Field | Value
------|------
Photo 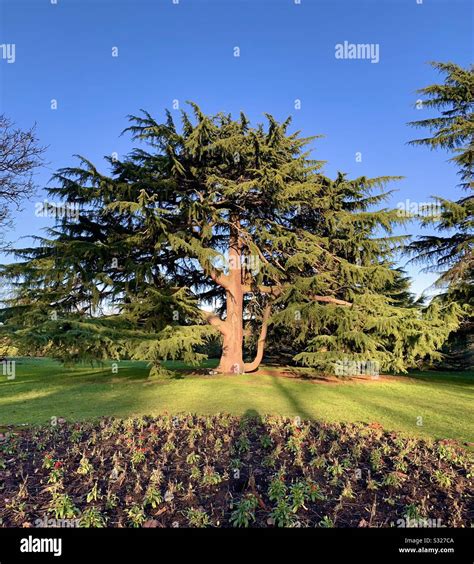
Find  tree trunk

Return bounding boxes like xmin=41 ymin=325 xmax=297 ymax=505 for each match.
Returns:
xmin=209 ymin=240 xmax=351 ymax=373
xmin=217 ymin=292 xmax=244 ymax=373
xmin=216 ymin=221 xmax=245 ymax=374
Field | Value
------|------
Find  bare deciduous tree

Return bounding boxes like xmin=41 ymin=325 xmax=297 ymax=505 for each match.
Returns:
xmin=0 ymin=115 xmax=45 ymax=234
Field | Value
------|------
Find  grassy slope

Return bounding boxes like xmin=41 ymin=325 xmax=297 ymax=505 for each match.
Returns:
xmin=0 ymin=358 xmax=472 ymax=443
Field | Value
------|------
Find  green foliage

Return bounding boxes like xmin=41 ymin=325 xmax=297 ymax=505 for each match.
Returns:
xmin=230 ymin=494 xmax=258 ymax=527
xmin=186 ymin=507 xmax=212 ymax=527
xmin=0 ymin=103 xmax=462 ymax=372
xmin=408 ymin=62 xmax=473 ymax=303
xmin=49 ymin=493 xmax=78 ymax=520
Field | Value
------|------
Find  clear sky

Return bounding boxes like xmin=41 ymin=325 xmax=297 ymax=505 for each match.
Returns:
xmin=0 ymin=0 xmax=472 ymax=297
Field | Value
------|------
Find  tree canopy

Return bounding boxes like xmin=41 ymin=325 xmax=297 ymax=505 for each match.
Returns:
xmin=0 ymin=104 xmax=462 ymax=374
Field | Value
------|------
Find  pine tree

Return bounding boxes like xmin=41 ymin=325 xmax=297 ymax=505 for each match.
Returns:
xmin=407 ymin=62 xmax=473 ymax=303
xmin=0 ymin=104 xmax=461 ymax=374
xmin=407 ymin=62 xmax=473 ymax=369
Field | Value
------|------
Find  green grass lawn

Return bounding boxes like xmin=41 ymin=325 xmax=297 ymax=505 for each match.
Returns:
xmin=1 ymin=358 xmax=473 ymax=444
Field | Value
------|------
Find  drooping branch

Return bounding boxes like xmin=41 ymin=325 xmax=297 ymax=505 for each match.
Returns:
xmin=256 ymin=285 xmax=352 ymax=306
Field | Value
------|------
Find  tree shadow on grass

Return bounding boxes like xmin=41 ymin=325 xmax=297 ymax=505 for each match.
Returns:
xmin=405 ymin=370 xmax=474 ymax=388
xmin=242 ymin=408 xmax=262 ymax=423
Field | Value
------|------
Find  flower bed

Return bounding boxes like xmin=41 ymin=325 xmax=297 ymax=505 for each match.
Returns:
xmin=0 ymin=415 xmax=471 ymax=528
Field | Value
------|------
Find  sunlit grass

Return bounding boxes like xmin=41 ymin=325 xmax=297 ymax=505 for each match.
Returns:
xmin=0 ymin=358 xmax=472 ymax=443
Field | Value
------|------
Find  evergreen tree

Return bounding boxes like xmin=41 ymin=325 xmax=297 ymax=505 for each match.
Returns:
xmin=407 ymin=62 xmax=473 ymax=369
xmin=407 ymin=62 xmax=473 ymax=304
xmin=0 ymin=105 xmax=461 ymax=374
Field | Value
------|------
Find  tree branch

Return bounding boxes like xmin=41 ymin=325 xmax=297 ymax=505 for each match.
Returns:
xmin=200 ymin=310 xmax=228 ymax=334
xmin=244 ymin=303 xmax=272 ymax=373
xmin=309 ymin=295 xmax=352 ymax=306
xmin=209 ymin=269 xmax=230 ymax=289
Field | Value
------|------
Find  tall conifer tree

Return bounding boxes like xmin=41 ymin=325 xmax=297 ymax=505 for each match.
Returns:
xmin=408 ymin=62 xmax=473 ymax=304
xmin=0 ymin=105 xmax=460 ymax=374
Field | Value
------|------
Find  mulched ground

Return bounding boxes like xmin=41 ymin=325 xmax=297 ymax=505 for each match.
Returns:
xmin=0 ymin=414 xmax=472 ymax=528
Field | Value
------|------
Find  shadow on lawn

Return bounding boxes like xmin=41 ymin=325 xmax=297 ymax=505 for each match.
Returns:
xmin=406 ymin=370 xmax=474 ymax=388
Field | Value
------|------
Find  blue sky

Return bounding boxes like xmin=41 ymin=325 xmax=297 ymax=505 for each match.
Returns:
xmin=0 ymin=0 xmax=472 ymax=297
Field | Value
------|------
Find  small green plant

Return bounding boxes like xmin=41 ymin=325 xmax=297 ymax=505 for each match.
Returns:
xmin=308 ymin=442 xmax=318 ymax=456
xmin=86 ymin=482 xmax=100 ymax=503
xmin=214 ymin=438 xmax=223 ymax=453
xmin=340 ymin=482 xmax=355 ymax=499
xmin=367 ymin=478 xmax=379 ymax=490
xmin=263 ymin=456 xmax=276 ymax=469
xmin=271 ymin=499 xmax=295 ymax=527
xmin=383 ymin=472 xmax=403 ymax=488
xmin=319 ymin=515 xmax=335 ymax=528
xmin=310 ymin=455 xmax=326 ymax=469
xmin=405 ymin=503 xmax=423 ymax=521
xmin=236 ymin=434 xmax=250 ymax=454
xmin=230 ymin=494 xmax=258 ymax=527
xmin=42 ymin=454 xmax=55 ymax=470
xmin=131 ymin=448 xmax=147 ymax=466
xmin=307 ymin=481 xmax=325 ymax=502
xmin=144 ymin=486 xmax=163 ymax=508
xmin=186 ymin=507 xmax=211 ymax=527
xmin=77 ymin=456 xmax=93 ymax=476
xmin=437 ymin=443 xmax=455 ymax=463
xmin=190 ymin=466 xmax=201 ymax=480
xmin=327 ymin=460 xmax=344 ymax=484
xmin=127 ymin=504 xmax=146 ymax=527
xmin=5 ymin=499 xmax=27 ymax=521
xmin=286 ymin=435 xmax=302 ymax=455
xmin=70 ymin=429 xmax=82 ymax=443
xmin=260 ymin=434 xmax=273 ymax=449
xmin=49 ymin=493 xmax=78 ymax=520
xmin=80 ymin=507 xmax=106 ymax=527
xmin=394 ymin=457 xmax=408 ymax=473
xmin=202 ymin=467 xmax=222 ymax=486
xmin=186 ymin=452 xmax=200 ymax=465
xmin=105 ymin=491 xmax=119 ymax=510
xmin=163 ymin=440 xmax=176 ymax=454
xmin=268 ymin=476 xmax=287 ymax=501
xmin=370 ymin=449 xmax=383 ymax=471
xmin=433 ymin=469 xmax=452 ymax=488
xmin=149 ymin=468 xmax=164 ymax=485
xmin=289 ymin=481 xmax=309 ymax=512
xmin=47 ymin=462 xmax=64 ymax=484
